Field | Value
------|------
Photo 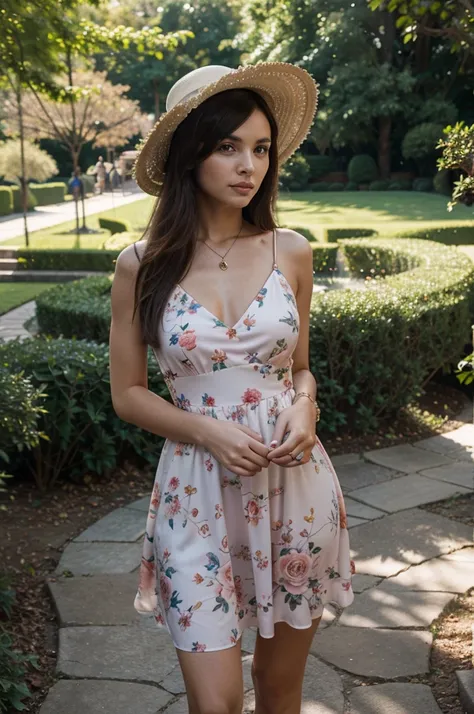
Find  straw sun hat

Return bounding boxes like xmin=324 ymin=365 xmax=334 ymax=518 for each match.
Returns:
xmin=133 ymin=62 xmax=319 ymax=196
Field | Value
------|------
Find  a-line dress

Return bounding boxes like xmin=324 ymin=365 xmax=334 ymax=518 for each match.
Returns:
xmin=133 ymin=228 xmax=355 ymax=652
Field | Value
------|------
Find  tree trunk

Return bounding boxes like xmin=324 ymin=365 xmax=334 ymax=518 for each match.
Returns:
xmin=15 ymin=81 xmax=29 ymax=248
xmin=153 ymin=79 xmax=160 ymax=121
xmin=378 ymin=116 xmax=392 ymax=179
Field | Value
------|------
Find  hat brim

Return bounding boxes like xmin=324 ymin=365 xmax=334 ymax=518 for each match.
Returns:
xmin=133 ymin=62 xmax=319 ymax=197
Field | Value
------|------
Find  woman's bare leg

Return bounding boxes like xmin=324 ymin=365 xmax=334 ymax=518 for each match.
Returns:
xmin=251 ymin=616 xmax=322 ymax=714
xmin=176 ymin=639 xmax=244 ymax=714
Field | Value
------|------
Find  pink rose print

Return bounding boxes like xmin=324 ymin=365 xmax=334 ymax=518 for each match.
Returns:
xmin=245 ymin=498 xmax=263 ymax=526
xmin=242 ymin=388 xmax=262 ymax=405
xmin=168 ymin=476 xmax=180 ymax=492
xmin=275 ymin=552 xmax=313 ymax=595
xmin=191 ymin=508 xmax=199 ymax=518
xmin=226 ymin=327 xmax=238 ymax=340
xmin=192 ymin=642 xmax=207 ymax=652
xmin=215 ymin=562 xmax=236 ymax=601
xmin=178 ymin=329 xmax=197 ymax=350
xmin=211 ymin=349 xmax=227 ymax=364
xmin=178 ymin=612 xmax=193 ymax=630
xmin=159 ymin=573 xmax=172 ymax=609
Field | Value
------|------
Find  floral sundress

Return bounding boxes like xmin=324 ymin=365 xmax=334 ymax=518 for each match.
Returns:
xmin=133 ymin=228 xmax=355 ymax=652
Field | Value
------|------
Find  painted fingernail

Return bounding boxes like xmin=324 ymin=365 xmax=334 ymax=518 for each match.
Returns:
xmin=269 ymin=440 xmax=278 ymax=447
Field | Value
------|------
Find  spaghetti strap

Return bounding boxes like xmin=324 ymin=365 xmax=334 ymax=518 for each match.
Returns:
xmin=272 ymin=228 xmax=278 ymax=270
xmin=133 ymin=242 xmax=140 ymax=263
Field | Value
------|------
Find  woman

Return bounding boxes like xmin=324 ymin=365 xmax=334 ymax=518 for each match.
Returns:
xmin=109 ymin=63 xmax=355 ymax=714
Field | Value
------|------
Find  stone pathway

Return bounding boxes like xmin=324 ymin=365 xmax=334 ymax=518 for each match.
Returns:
xmin=0 ymin=300 xmax=36 ymax=341
xmin=0 ymin=183 xmax=147 ymax=243
xmin=41 ymin=417 xmax=473 ymax=714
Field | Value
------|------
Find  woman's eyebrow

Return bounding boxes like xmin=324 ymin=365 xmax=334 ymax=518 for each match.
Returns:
xmin=225 ymin=135 xmax=271 ymax=144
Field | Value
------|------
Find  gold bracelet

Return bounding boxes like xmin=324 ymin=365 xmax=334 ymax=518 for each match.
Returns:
xmin=293 ymin=392 xmax=321 ymax=422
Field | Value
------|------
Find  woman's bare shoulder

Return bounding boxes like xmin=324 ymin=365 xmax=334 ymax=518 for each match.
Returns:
xmin=115 ymin=239 xmax=147 ymax=279
xmin=276 ymin=227 xmax=313 ymax=261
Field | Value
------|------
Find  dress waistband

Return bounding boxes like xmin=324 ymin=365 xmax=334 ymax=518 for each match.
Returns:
xmin=170 ymin=361 xmax=294 ymax=410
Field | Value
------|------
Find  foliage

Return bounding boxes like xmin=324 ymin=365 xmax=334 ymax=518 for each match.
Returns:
xmin=29 ymin=183 xmax=66 ymax=206
xmin=402 ymin=123 xmax=444 ymax=161
xmin=2 ymin=71 xmax=151 ymax=169
xmin=16 ymin=249 xmax=119 ymax=272
xmin=279 ymin=153 xmax=310 ymax=191
xmin=10 ymin=186 xmax=37 ymax=212
xmin=437 ymin=122 xmax=474 ymax=210
xmin=102 ymin=231 xmax=142 ymax=251
xmin=412 ymin=177 xmax=433 ymax=192
xmin=369 ymin=180 xmax=390 ymax=190
xmin=0 ymin=623 xmax=39 ymax=711
xmin=344 ymin=182 xmax=359 ymax=191
xmin=0 ymin=187 xmax=13 ymax=216
xmin=328 ymin=182 xmax=344 ymax=191
xmin=305 ymin=155 xmax=336 ymax=181
xmin=0 ymin=140 xmax=58 ymax=183
xmin=456 ymin=351 xmax=474 ymax=386
xmin=348 ymin=154 xmax=379 ymax=184
xmin=311 ymin=182 xmax=331 ymax=192
xmin=391 ymin=224 xmax=474 ymax=245
xmin=0 ymin=337 xmax=167 ymax=490
xmin=98 ymin=217 xmax=132 ymax=235
xmin=433 ymin=169 xmax=452 ymax=197
xmin=323 ymin=228 xmax=378 ymax=242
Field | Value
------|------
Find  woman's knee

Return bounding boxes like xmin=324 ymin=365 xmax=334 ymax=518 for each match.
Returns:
xmin=251 ymin=661 xmax=301 ymax=701
xmin=191 ymin=691 xmax=243 ymax=714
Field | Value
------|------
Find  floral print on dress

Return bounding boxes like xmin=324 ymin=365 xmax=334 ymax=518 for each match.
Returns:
xmin=133 ymin=231 xmax=355 ymax=652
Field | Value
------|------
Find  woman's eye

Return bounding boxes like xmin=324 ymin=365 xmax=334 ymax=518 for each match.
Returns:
xmin=218 ymin=144 xmax=234 ymax=152
xmin=218 ymin=144 xmax=269 ymax=154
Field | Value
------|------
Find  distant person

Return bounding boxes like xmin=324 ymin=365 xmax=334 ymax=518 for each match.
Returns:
xmin=95 ymin=156 xmax=106 ymax=194
xmin=70 ymin=167 xmax=83 ymax=200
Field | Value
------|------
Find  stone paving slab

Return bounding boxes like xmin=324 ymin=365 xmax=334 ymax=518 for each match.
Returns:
xmin=419 ymin=461 xmax=473 ymax=489
xmin=348 ymin=473 xmax=471 ymax=512
xmin=73 ymin=507 xmax=145 ymax=542
xmin=380 ymin=547 xmax=474 ymax=592
xmin=457 ymin=670 xmax=474 ymax=714
xmin=338 ymin=587 xmax=454 ymax=628
xmin=350 ymin=574 xmax=383 ymax=593
xmin=55 ymin=542 xmax=141 ymax=575
xmin=343 ymin=496 xmax=387 ymax=519
xmin=349 ymin=682 xmax=444 ymax=713
xmin=347 ymin=516 xmax=369 ymax=528
xmin=58 ymin=625 xmax=178 ymax=683
xmin=364 ymin=444 xmax=454 ymax=473
xmin=347 ymin=508 xmax=472 ymax=577
xmin=415 ymin=424 xmax=474 ymax=455
xmin=334 ymin=460 xmax=401 ymax=493
xmin=311 ymin=626 xmax=432 ymax=677
xmin=47 ymin=574 xmax=140 ymax=626
xmin=125 ymin=496 xmax=151 ymax=512
xmin=39 ymin=679 xmax=173 ymax=714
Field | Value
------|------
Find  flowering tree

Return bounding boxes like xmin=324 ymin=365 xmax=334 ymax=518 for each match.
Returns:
xmin=3 ymin=70 xmax=152 ymax=172
xmin=0 ymin=139 xmax=58 ymax=183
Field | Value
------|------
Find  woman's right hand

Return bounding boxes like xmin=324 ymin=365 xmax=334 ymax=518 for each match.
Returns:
xmin=202 ymin=420 xmax=271 ymax=477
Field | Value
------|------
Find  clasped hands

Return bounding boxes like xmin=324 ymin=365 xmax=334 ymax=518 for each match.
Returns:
xmin=265 ymin=399 xmax=318 ymax=468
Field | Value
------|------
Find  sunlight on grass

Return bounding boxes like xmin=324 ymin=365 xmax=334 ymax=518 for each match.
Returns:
xmin=0 ymin=282 xmax=60 ymax=315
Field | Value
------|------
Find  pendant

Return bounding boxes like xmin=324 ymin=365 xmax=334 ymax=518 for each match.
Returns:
xmin=219 ymin=260 xmax=228 ymax=271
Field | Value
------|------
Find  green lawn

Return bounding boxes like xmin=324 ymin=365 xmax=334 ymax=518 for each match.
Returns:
xmin=3 ymin=190 xmax=473 ymax=249
xmin=0 ymin=283 xmax=60 ymax=315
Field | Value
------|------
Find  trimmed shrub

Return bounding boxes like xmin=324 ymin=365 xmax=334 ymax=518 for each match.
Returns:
xmin=310 ymin=244 xmax=338 ymax=273
xmin=369 ymin=180 xmax=390 ymax=191
xmin=98 ymin=217 xmax=132 ymax=234
xmin=391 ymin=224 xmax=474 ymax=245
xmin=16 ymin=249 xmax=119 ymax=272
xmin=279 ymin=153 xmax=310 ymax=191
xmin=306 ymin=155 xmax=336 ymax=181
xmin=323 ymin=228 xmax=378 ymax=243
xmin=412 ymin=177 xmax=433 ymax=192
xmin=10 ymin=185 xmax=37 ymax=212
xmin=311 ymin=182 xmax=331 ymax=192
xmin=348 ymin=154 xmax=378 ymax=184
xmin=328 ymin=182 xmax=344 ymax=191
xmin=433 ymin=169 xmax=452 ymax=197
xmin=102 ymin=231 xmax=143 ymax=251
xmin=29 ymin=182 xmax=66 ymax=206
xmin=344 ymin=182 xmax=359 ymax=191
xmin=0 ymin=337 xmax=167 ymax=487
xmin=0 ymin=187 xmax=13 ymax=216
xmin=402 ymin=123 xmax=444 ymax=162
xmin=310 ymin=237 xmax=474 ymax=432
xmin=398 ymin=179 xmax=413 ymax=190
xmin=387 ymin=182 xmax=402 ymax=190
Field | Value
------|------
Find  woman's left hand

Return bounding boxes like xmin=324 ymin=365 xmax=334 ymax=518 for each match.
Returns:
xmin=266 ymin=400 xmax=317 ymax=467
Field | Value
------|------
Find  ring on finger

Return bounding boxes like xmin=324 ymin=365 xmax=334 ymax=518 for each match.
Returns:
xmin=293 ymin=451 xmax=305 ymax=462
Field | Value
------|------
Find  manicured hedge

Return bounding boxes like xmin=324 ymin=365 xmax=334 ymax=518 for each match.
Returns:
xmin=311 ymin=244 xmax=338 ymax=272
xmin=10 ymin=185 xmax=37 ymax=212
xmin=29 ymin=182 xmax=66 ymax=206
xmin=34 ymin=237 xmax=474 ymax=435
xmin=102 ymin=231 xmax=143 ymax=251
xmin=323 ymin=228 xmax=378 ymax=242
xmin=0 ymin=187 xmax=13 ymax=216
xmin=0 ymin=337 xmax=166 ymax=485
xmin=16 ymin=249 xmax=119 ymax=272
xmin=98 ymin=217 xmax=131 ymax=234
xmin=391 ymin=224 xmax=474 ymax=245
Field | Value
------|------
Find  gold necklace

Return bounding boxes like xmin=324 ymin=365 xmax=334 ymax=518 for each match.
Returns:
xmin=202 ymin=223 xmax=244 ymax=271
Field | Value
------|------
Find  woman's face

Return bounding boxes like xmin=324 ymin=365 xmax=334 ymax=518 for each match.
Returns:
xmin=195 ymin=108 xmax=272 ymax=206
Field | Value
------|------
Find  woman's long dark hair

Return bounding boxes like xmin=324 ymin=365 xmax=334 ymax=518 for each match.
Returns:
xmin=133 ymin=88 xmax=280 ymax=349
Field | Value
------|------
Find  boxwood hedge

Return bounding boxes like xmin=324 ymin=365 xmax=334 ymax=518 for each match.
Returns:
xmin=34 ymin=237 xmax=474 ymax=436
xmin=392 ymin=224 xmax=474 ymax=245
xmin=16 ymin=249 xmax=119 ymax=272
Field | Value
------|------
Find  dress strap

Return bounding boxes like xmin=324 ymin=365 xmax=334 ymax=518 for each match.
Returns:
xmin=272 ymin=228 xmax=278 ymax=270
xmin=133 ymin=242 xmax=140 ymax=263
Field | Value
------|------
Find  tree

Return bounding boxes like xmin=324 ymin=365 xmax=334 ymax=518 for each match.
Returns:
xmin=437 ymin=121 xmax=474 ymax=209
xmin=0 ymin=139 xmax=58 ymax=182
xmin=3 ymin=70 xmax=152 ymax=173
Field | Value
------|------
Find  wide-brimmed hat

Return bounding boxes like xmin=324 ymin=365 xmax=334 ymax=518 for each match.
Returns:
xmin=133 ymin=62 xmax=319 ymax=196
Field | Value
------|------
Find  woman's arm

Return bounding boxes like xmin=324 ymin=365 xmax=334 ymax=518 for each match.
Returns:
xmin=109 ymin=243 xmax=214 ymax=446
